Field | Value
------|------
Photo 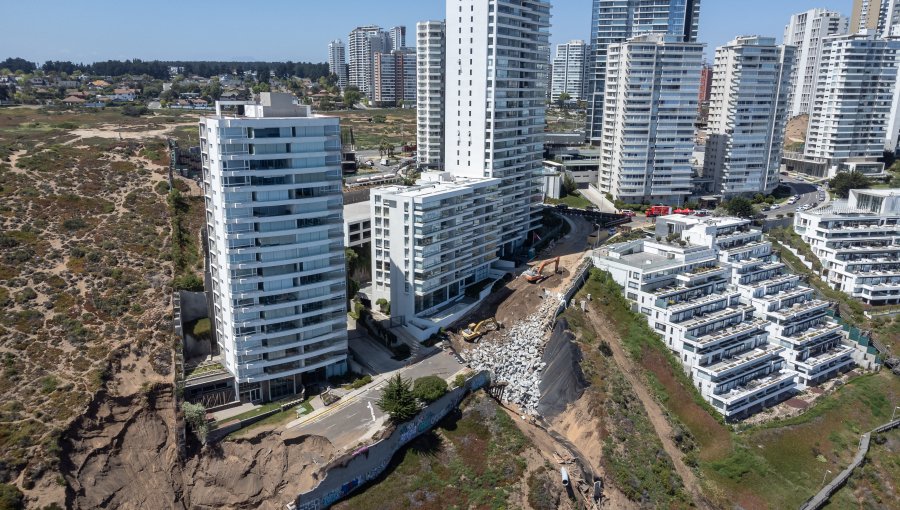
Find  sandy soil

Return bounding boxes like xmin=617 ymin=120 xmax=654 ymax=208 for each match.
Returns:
xmin=67 ymin=121 xmax=196 ymax=142
xmin=785 ymin=114 xmax=809 ymax=145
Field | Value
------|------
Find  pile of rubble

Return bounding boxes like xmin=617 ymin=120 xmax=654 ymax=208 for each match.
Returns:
xmin=463 ymin=295 xmax=562 ymax=414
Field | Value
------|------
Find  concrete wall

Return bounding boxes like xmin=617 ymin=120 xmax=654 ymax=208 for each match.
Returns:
xmin=290 ymin=370 xmax=491 ymax=510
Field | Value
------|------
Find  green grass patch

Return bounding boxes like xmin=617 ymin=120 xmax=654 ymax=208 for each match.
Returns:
xmin=545 ymin=192 xmax=593 ymax=209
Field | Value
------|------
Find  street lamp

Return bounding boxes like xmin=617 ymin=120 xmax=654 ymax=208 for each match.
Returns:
xmin=821 ymin=469 xmax=832 ymax=487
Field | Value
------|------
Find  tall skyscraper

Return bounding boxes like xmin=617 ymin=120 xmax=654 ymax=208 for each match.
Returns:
xmin=703 ymin=36 xmax=795 ymax=196
xmin=851 ymin=0 xmax=884 ymax=32
xmin=416 ymin=20 xmax=446 ymax=169
xmin=373 ymin=49 xmax=417 ymax=106
xmin=200 ymin=93 xmax=348 ymax=403
xmin=585 ymin=0 xmax=702 ymax=144
xmin=805 ymin=32 xmax=900 ymax=172
xmin=348 ymin=25 xmax=391 ymax=96
xmin=444 ymin=0 xmax=550 ymax=256
xmin=327 ymin=39 xmax=348 ymax=90
xmin=597 ymin=34 xmax=703 ymax=205
xmin=783 ymin=9 xmax=848 ymax=117
xmin=389 ymin=26 xmax=407 ymax=50
xmin=698 ymin=63 xmax=712 ymax=106
xmin=878 ymin=0 xmax=900 ymax=36
xmin=550 ymin=40 xmax=589 ymax=103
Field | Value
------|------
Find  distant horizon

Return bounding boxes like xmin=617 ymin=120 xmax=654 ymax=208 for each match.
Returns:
xmin=1 ymin=0 xmax=850 ymax=65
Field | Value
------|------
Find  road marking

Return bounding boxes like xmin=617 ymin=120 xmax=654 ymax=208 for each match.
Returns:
xmin=367 ymin=401 xmax=376 ymax=422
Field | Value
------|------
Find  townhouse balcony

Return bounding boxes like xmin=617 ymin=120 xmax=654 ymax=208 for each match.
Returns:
xmin=768 ymin=298 xmax=830 ymax=323
xmin=791 ymin=343 xmax=856 ymax=385
xmin=664 ymin=292 xmax=734 ymax=313
xmin=697 ymin=345 xmax=785 ymax=381
xmin=708 ymin=370 xmax=797 ymax=418
xmin=780 ymin=321 xmax=844 ymax=347
xmin=676 ymin=265 xmax=728 ymax=285
xmin=686 ymin=317 xmax=768 ymax=348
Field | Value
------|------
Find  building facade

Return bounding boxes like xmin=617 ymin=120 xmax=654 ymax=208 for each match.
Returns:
xmin=803 ymin=32 xmax=900 ymax=176
xmin=370 ymin=172 xmax=501 ymax=336
xmin=416 ymin=20 xmax=446 ymax=170
xmin=444 ymin=0 xmax=550 ymax=257
xmin=585 ymin=0 xmax=702 ymax=144
xmin=698 ymin=62 xmax=712 ymax=106
xmin=390 ymin=26 xmax=407 ymax=51
xmin=703 ymin=36 xmax=794 ymax=196
xmin=328 ymin=39 xmax=348 ymax=90
xmin=200 ymin=93 xmax=348 ymax=403
xmin=348 ymin=25 xmax=391 ymax=97
xmin=795 ymin=189 xmax=900 ymax=305
xmin=783 ymin=9 xmax=849 ymax=117
xmin=849 ymin=0 xmax=900 ymax=35
xmin=374 ymin=49 xmax=417 ymax=106
xmin=550 ymin=40 xmax=589 ymax=102
xmin=597 ymin=34 xmax=703 ymax=205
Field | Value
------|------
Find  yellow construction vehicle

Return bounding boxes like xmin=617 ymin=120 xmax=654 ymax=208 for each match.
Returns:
xmin=461 ymin=318 xmax=500 ymax=342
xmin=524 ymin=256 xmax=560 ymax=283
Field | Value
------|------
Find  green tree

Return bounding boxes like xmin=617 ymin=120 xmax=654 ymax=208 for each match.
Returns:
xmin=0 ymin=483 xmax=24 ymax=510
xmin=829 ymin=170 xmax=872 ymax=198
xmin=251 ymin=82 xmax=270 ymax=94
xmin=343 ymin=86 xmax=361 ymax=108
xmin=376 ymin=374 xmax=419 ymax=423
xmin=413 ymin=375 xmax=449 ymax=403
xmin=723 ymin=196 xmax=755 ymax=218
xmin=201 ymin=77 xmax=223 ymax=101
xmin=556 ymin=92 xmax=571 ymax=108
xmin=561 ymin=173 xmax=578 ymax=197
xmin=181 ymin=402 xmax=210 ymax=443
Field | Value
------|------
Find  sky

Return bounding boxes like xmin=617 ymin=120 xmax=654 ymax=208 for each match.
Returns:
xmin=1 ymin=0 xmax=853 ymax=64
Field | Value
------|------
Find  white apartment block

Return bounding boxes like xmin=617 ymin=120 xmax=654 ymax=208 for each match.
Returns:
xmin=783 ymin=9 xmax=848 ymax=118
xmin=416 ymin=20 xmax=446 ymax=170
xmin=598 ymin=34 xmax=703 ymax=205
xmin=390 ymin=26 xmax=407 ymax=51
xmin=594 ymin=214 xmax=858 ymax=418
xmin=370 ymin=172 xmax=501 ymax=339
xmin=200 ymin=93 xmax=348 ymax=403
xmin=327 ymin=39 xmax=348 ymax=90
xmin=804 ymin=31 xmax=900 ymax=176
xmin=444 ymin=0 xmax=550 ymax=257
xmin=703 ymin=36 xmax=794 ymax=196
xmin=348 ymin=25 xmax=391 ymax=97
xmin=795 ymin=189 xmax=900 ymax=306
xmin=550 ymin=40 xmax=588 ymax=103
xmin=585 ymin=0 xmax=702 ymax=143
xmin=374 ymin=49 xmax=417 ymax=107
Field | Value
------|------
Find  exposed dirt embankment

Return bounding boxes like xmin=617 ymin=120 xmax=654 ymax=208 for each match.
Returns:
xmin=57 ymin=384 xmax=336 ymax=510
xmin=184 ymin=433 xmax=334 ymax=510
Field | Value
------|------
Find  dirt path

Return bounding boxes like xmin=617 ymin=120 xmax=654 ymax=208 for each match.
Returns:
xmin=583 ymin=311 xmax=713 ymax=510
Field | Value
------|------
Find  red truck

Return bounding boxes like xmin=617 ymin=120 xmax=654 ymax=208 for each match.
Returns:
xmin=645 ymin=205 xmax=673 ymax=218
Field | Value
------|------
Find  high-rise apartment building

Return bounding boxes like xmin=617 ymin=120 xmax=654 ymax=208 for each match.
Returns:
xmin=444 ymin=0 xmax=550 ymax=257
xmin=783 ymin=9 xmax=848 ymax=117
xmin=348 ymin=25 xmax=391 ymax=96
xmin=698 ymin=63 xmax=712 ymax=106
xmin=597 ymin=34 xmax=703 ymax=205
xmin=703 ymin=36 xmax=795 ymax=196
xmin=804 ymin=32 xmax=900 ymax=175
xmin=416 ymin=20 xmax=446 ymax=170
xmin=373 ymin=49 xmax=417 ymax=107
xmin=852 ymin=0 xmax=884 ymax=32
xmin=370 ymin=172 xmax=501 ymax=338
xmin=550 ymin=40 xmax=589 ymax=103
xmin=879 ymin=0 xmax=900 ymax=36
xmin=200 ymin=93 xmax=348 ymax=403
xmin=389 ymin=26 xmax=407 ymax=51
xmin=327 ymin=39 xmax=348 ymax=90
xmin=585 ymin=0 xmax=702 ymax=144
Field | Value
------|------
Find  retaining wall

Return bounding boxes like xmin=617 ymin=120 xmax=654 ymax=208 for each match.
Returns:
xmin=289 ymin=370 xmax=491 ymax=510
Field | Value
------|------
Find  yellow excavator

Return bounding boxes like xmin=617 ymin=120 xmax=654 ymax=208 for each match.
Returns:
xmin=524 ymin=256 xmax=560 ymax=283
xmin=461 ymin=318 xmax=500 ymax=342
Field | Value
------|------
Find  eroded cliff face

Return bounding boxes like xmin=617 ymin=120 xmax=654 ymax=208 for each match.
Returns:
xmin=55 ymin=386 xmax=335 ymax=510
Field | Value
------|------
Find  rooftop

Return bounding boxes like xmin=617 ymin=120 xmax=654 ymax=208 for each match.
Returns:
xmin=344 ymin=201 xmax=370 ymax=223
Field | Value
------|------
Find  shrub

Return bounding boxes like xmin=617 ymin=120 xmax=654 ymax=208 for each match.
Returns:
xmin=453 ymin=373 xmax=467 ymax=389
xmin=413 ymin=375 xmax=448 ymax=403
xmin=173 ymin=273 xmax=203 ymax=291
xmin=192 ymin=318 xmax=211 ymax=339
xmin=62 ymin=218 xmax=87 ymax=230
xmin=181 ymin=401 xmax=209 ymax=443
xmin=0 ymin=483 xmax=24 ymax=510
xmin=347 ymin=374 xmax=373 ymax=390
xmin=376 ymin=374 xmax=418 ymax=423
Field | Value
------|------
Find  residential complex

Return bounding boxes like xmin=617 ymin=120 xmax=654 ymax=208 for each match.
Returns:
xmin=200 ymin=93 xmax=348 ymax=403
xmin=851 ymin=0 xmax=900 ymax=35
xmin=783 ymin=9 xmax=848 ymax=117
xmin=593 ymin=215 xmax=857 ymax=419
xmin=698 ymin=63 xmax=712 ymax=106
xmin=585 ymin=0 xmax=702 ymax=144
xmin=703 ymin=36 xmax=794 ymax=196
xmin=416 ymin=20 xmax=446 ymax=170
xmin=795 ymin=189 xmax=900 ymax=306
xmin=444 ymin=0 xmax=550 ymax=257
xmin=370 ymin=172 xmax=502 ymax=338
xmin=803 ymin=31 xmax=900 ymax=178
xmin=373 ymin=49 xmax=416 ymax=107
xmin=327 ymin=39 xmax=348 ymax=90
xmin=348 ymin=25 xmax=391 ymax=97
xmin=550 ymin=40 xmax=589 ymax=103
xmin=597 ymin=34 xmax=703 ymax=205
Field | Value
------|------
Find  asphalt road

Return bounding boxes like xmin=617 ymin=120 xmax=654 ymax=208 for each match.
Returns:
xmin=284 ymin=349 xmax=464 ymax=448
xmin=762 ymin=177 xmax=825 ymax=218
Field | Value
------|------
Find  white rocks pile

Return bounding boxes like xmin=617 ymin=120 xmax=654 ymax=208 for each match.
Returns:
xmin=462 ymin=295 xmax=562 ymax=414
